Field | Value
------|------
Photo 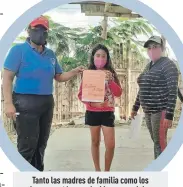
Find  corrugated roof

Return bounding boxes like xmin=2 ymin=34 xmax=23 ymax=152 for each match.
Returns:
xmin=69 ymin=1 xmax=141 ymax=18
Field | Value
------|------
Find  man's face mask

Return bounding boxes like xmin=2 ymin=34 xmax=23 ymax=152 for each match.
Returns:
xmin=29 ymin=25 xmax=48 ymax=46
xmin=147 ymin=42 xmax=162 ymax=62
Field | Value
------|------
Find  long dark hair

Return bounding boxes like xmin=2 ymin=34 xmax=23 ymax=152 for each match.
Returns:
xmin=88 ymin=44 xmax=120 ymax=86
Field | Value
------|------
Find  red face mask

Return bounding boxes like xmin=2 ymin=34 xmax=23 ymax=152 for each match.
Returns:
xmin=147 ymin=47 xmax=162 ymax=62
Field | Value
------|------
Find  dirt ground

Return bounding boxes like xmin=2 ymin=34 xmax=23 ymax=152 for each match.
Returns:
xmin=44 ymin=126 xmax=175 ymax=171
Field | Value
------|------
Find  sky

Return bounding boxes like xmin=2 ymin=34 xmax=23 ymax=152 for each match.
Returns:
xmin=16 ymin=3 xmax=176 ymax=60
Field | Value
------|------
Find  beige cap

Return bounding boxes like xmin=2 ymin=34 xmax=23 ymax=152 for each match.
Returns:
xmin=144 ymin=35 xmax=163 ymax=48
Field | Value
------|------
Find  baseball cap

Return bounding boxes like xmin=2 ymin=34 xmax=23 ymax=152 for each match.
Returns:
xmin=29 ymin=16 xmax=49 ymax=30
xmin=144 ymin=36 xmax=163 ymax=48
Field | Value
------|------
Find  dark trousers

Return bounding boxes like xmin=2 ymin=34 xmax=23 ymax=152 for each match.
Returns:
xmin=144 ymin=111 xmax=168 ymax=159
xmin=13 ymin=93 xmax=54 ymax=171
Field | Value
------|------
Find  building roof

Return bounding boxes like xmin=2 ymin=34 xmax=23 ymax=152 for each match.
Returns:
xmin=70 ymin=1 xmax=141 ymax=18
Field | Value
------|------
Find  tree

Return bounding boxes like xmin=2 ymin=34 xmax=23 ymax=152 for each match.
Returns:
xmin=46 ymin=16 xmax=83 ymax=57
xmin=13 ymin=16 xmax=156 ymax=71
xmin=71 ymin=18 xmax=156 ymax=69
xmin=109 ymin=18 xmax=156 ymax=55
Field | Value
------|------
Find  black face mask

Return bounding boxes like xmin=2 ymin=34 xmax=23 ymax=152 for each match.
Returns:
xmin=29 ymin=27 xmax=48 ymax=46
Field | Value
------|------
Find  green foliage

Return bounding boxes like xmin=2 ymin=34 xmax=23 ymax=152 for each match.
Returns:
xmin=60 ymin=56 xmax=88 ymax=72
xmin=15 ymin=16 xmax=156 ymax=71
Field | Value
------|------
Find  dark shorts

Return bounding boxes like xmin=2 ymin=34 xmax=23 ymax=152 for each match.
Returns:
xmin=85 ymin=110 xmax=115 ymax=127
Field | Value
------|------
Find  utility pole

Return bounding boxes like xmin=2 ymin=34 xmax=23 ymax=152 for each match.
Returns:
xmin=101 ymin=16 xmax=108 ymax=39
xmin=101 ymin=3 xmax=111 ymax=39
xmin=161 ymin=35 xmax=168 ymax=57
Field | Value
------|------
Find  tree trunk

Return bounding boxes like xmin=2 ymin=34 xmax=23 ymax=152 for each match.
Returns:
xmin=101 ymin=16 xmax=108 ymax=40
xmin=126 ymin=40 xmax=131 ymax=118
xmin=161 ymin=35 xmax=168 ymax=57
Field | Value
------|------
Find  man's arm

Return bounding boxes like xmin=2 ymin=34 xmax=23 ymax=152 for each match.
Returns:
xmin=163 ymin=60 xmax=179 ymax=120
xmin=132 ymin=91 xmax=140 ymax=112
xmin=2 ymin=45 xmax=21 ymax=119
xmin=131 ymin=62 xmax=152 ymax=112
xmin=55 ymin=66 xmax=84 ymax=82
xmin=2 ymin=70 xmax=15 ymax=104
xmin=3 ymin=45 xmax=21 ymax=104
xmin=55 ymin=69 xmax=78 ymax=82
xmin=178 ymin=87 xmax=183 ymax=102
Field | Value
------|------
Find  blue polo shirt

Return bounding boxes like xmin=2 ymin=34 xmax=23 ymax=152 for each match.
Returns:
xmin=4 ymin=40 xmax=63 ymax=95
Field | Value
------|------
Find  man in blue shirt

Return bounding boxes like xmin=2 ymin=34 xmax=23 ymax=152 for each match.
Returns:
xmin=2 ymin=16 xmax=84 ymax=171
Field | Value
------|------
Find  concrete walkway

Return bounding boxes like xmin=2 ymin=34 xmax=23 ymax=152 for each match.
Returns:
xmin=44 ymin=126 xmax=175 ymax=171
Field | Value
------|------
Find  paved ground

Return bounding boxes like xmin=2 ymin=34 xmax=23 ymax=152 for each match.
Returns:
xmin=44 ymin=126 xmax=175 ymax=171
